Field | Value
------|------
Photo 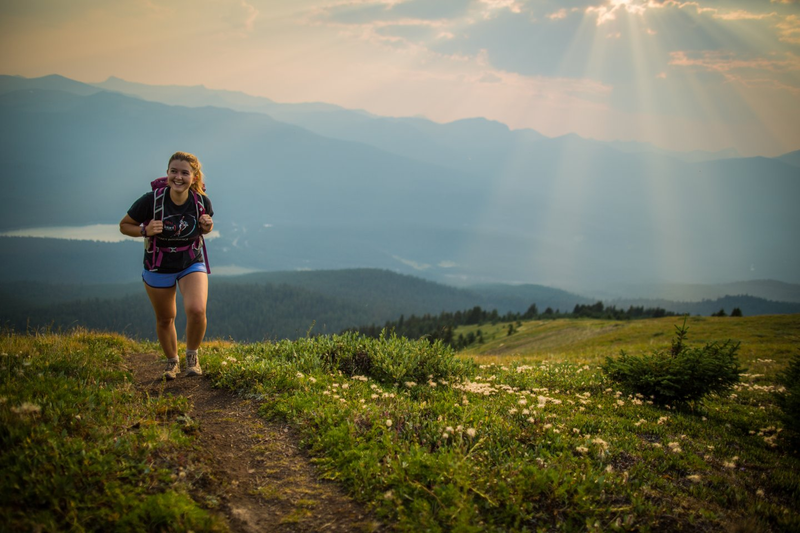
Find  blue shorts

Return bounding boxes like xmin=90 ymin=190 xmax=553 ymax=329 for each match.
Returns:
xmin=142 ymin=262 xmax=207 ymax=289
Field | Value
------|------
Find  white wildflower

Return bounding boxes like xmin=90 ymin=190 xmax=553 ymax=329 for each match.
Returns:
xmin=11 ymin=402 xmax=41 ymax=416
xmin=667 ymin=442 xmax=682 ymax=453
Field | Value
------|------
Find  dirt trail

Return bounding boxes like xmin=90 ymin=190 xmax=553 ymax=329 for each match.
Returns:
xmin=126 ymin=352 xmax=383 ymax=533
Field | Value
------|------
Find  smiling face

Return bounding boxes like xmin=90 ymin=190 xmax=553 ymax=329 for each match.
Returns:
xmin=166 ymin=159 xmax=195 ymax=194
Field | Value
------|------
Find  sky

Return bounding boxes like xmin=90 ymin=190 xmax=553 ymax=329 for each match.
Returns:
xmin=1 ymin=0 xmax=799 ymax=157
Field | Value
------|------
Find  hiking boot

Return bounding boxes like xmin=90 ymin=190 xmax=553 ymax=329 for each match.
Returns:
xmin=186 ymin=352 xmax=203 ymax=377
xmin=163 ymin=358 xmax=181 ymax=380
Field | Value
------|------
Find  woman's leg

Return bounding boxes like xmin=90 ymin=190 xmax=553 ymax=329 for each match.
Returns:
xmin=144 ymin=283 xmax=178 ymax=359
xmin=178 ymin=272 xmax=208 ymax=350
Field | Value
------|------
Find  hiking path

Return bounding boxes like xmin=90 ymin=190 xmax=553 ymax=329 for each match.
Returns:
xmin=126 ymin=352 xmax=384 ymax=533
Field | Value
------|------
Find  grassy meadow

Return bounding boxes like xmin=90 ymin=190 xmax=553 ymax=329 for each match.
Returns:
xmin=2 ymin=314 xmax=798 ymax=532
xmin=0 ymin=330 xmax=225 ymax=532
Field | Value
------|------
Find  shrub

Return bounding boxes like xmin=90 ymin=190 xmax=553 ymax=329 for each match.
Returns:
xmin=602 ymin=319 xmax=742 ymax=407
xmin=775 ymin=353 xmax=800 ymax=449
xmin=228 ymin=331 xmax=476 ymax=387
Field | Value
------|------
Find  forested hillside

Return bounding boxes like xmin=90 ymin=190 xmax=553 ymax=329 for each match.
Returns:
xmin=1 ymin=283 xmax=366 ymax=341
xmin=2 ymin=269 xmax=798 ymax=343
xmin=2 ymin=269 xmax=565 ymax=341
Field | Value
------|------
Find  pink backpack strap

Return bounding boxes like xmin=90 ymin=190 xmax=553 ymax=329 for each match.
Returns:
xmin=147 ymin=186 xmax=168 ymax=271
xmin=191 ymin=190 xmax=211 ymax=274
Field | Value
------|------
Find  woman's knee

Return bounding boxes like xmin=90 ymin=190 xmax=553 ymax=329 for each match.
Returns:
xmin=155 ymin=315 xmax=176 ymax=329
xmin=185 ymin=304 xmax=207 ymax=322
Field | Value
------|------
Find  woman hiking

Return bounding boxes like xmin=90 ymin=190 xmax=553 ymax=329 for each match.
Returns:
xmin=119 ymin=151 xmax=214 ymax=380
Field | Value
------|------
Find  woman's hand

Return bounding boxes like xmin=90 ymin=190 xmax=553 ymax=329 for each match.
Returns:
xmin=120 ymin=214 xmax=161 ymax=239
xmin=145 ymin=220 xmax=163 ymax=236
xmin=199 ymin=214 xmax=213 ymax=234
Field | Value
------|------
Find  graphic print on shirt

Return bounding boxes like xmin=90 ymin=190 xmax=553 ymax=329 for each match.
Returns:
xmin=162 ymin=214 xmax=196 ymax=240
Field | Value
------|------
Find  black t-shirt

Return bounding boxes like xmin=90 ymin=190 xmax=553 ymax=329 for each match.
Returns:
xmin=127 ymin=190 xmax=214 ymax=273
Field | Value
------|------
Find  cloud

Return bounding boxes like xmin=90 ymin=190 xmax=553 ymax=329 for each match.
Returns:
xmin=478 ymin=72 xmax=502 ymax=83
xmin=240 ymin=0 xmax=258 ymax=32
xmin=392 ymin=255 xmax=431 ymax=270
xmin=585 ymin=0 xmax=785 ymax=27
xmin=713 ymin=9 xmax=776 ymax=21
xmin=776 ymin=14 xmax=800 ymax=44
xmin=318 ymin=0 xmax=473 ymax=25
xmin=547 ymin=8 xmax=580 ymax=21
xmin=478 ymin=0 xmax=524 ymax=17
xmin=669 ymin=50 xmax=800 ymax=93
xmin=585 ymin=0 xmax=647 ymax=26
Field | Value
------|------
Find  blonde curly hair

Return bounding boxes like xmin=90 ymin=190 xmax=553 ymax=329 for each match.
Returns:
xmin=168 ymin=151 xmax=206 ymax=195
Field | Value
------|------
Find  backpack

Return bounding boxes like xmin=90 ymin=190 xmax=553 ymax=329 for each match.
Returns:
xmin=144 ymin=177 xmax=211 ymax=274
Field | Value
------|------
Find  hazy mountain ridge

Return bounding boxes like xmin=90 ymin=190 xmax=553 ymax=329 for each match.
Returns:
xmin=591 ymin=279 xmax=800 ymax=304
xmin=1 ymin=74 xmax=799 ymax=287
xmin=87 ymin=75 xmax=760 ymax=166
xmin=776 ymin=150 xmax=800 ymax=168
xmin=607 ymin=295 xmax=800 ymax=317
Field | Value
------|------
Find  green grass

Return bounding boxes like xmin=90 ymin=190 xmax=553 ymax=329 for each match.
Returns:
xmin=198 ymin=316 xmax=800 ymax=532
xmin=0 ymin=329 xmax=224 ymax=532
xmin=3 ymin=315 xmax=798 ymax=532
xmin=459 ymin=315 xmax=799 ymax=369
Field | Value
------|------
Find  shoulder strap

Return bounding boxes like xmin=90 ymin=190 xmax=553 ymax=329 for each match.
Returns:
xmin=190 ymin=190 xmax=211 ymax=274
xmin=191 ymin=190 xmax=206 ymax=217
xmin=149 ymin=187 xmax=167 ymax=269
xmin=153 ymin=187 xmax=167 ymax=221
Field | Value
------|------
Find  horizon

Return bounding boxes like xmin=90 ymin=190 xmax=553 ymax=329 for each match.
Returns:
xmin=2 ymin=1 xmax=799 ymax=157
xmin=7 ymin=71 xmax=800 ymax=160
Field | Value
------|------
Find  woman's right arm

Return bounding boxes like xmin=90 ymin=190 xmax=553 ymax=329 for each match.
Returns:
xmin=119 ymin=214 xmax=143 ymax=238
xmin=120 ymin=214 xmax=162 ymax=238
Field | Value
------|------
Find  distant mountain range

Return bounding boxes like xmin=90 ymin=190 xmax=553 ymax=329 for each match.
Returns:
xmin=590 ymin=279 xmax=800 ymax=304
xmin=1 ymin=73 xmax=799 ymax=291
xmin=90 ymin=76 xmax=748 ymax=166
